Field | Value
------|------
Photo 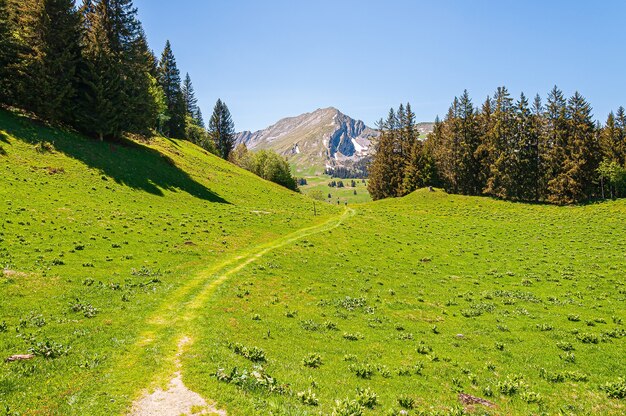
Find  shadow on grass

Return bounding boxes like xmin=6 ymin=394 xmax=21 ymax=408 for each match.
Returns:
xmin=0 ymin=110 xmax=229 ymax=203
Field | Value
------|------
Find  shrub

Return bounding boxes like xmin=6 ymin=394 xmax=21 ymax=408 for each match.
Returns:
xmin=228 ymin=342 xmax=267 ymax=363
xmin=568 ymin=314 xmax=581 ymax=322
xmin=343 ymin=332 xmax=363 ymax=341
xmin=215 ymin=365 xmax=286 ymax=394
xmin=302 ymin=353 xmax=323 ymax=368
xmin=300 ymin=319 xmax=320 ymax=331
xmin=297 ymin=389 xmax=319 ymax=406
xmin=332 ymin=398 xmax=363 ymax=416
xmin=577 ymin=332 xmax=599 ymax=344
xmin=497 ymin=375 xmax=526 ymax=396
xmin=323 ymin=320 xmax=339 ymax=330
xmin=521 ymin=391 xmax=543 ymax=404
xmin=70 ymin=299 xmax=99 ymax=318
xmin=397 ymin=395 xmax=415 ymax=409
xmin=355 ymin=387 xmax=378 ymax=409
xmin=601 ymin=377 xmax=626 ymax=399
xmin=556 ymin=341 xmax=574 ymax=351
xmin=349 ymin=363 xmax=375 ymax=379
xmin=29 ymin=339 xmax=69 ymax=359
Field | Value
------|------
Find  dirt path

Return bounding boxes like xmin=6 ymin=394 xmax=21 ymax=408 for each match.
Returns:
xmin=129 ymin=337 xmax=226 ymax=416
xmin=127 ymin=209 xmax=354 ymax=415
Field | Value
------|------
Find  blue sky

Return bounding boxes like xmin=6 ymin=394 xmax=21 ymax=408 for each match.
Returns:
xmin=135 ymin=0 xmax=626 ymax=132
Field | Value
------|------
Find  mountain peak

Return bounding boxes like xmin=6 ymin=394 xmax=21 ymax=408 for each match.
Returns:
xmin=235 ymin=108 xmax=378 ymax=173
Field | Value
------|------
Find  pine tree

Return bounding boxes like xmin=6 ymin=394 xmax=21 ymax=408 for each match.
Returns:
xmin=194 ymin=107 xmax=205 ymax=128
xmin=547 ymin=92 xmax=599 ymax=203
xmin=367 ymin=110 xmax=404 ymax=200
xmin=455 ymin=90 xmax=481 ymax=195
xmin=31 ymin=0 xmax=82 ymax=123
xmin=513 ymin=93 xmax=540 ymax=200
xmin=157 ymin=40 xmax=186 ymax=138
xmin=208 ymin=99 xmax=235 ymax=160
xmin=615 ymin=106 xmax=626 ymax=165
xmin=542 ymin=86 xmax=569 ymax=201
xmin=484 ymin=86 xmax=515 ymax=198
xmin=78 ymin=0 xmax=122 ymax=139
xmin=0 ymin=0 xmax=18 ymax=104
xmin=182 ymin=73 xmax=198 ymax=117
xmin=600 ymin=112 xmax=620 ymax=163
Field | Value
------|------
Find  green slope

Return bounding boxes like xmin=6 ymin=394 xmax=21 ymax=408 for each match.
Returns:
xmin=2 ymin=109 xmax=626 ymax=415
xmin=0 ymin=109 xmax=339 ymax=415
xmin=192 ymin=189 xmax=626 ymax=415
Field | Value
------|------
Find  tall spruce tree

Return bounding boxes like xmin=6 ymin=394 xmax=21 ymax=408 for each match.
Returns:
xmin=79 ymin=0 xmax=123 ymax=139
xmin=157 ymin=40 xmax=186 ymax=138
xmin=542 ymin=86 xmax=569 ymax=200
xmin=368 ymin=110 xmax=404 ymax=200
xmin=32 ymin=0 xmax=82 ymax=123
xmin=484 ymin=86 xmax=515 ymax=198
xmin=208 ymin=99 xmax=235 ymax=160
xmin=0 ymin=0 xmax=18 ymax=104
xmin=182 ymin=73 xmax=198 ymax=117
xmin=615 ymin=106 xmax=626 ymax=165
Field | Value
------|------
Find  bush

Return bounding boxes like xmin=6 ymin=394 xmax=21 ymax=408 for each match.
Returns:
xmin=302 ymin=353 xmax=323 ymax=368
xmin=349 ymin=363 xmax=375 ymax=379
xmin=29 ymin=339 xmax=70 ymax=359
xmin=70 ymin=299 xmax=99 ymax=318
xmin=297 ymin=389 xmax=319 ymax=406
xmin=332 ymin=398 xmax=363 ymax=416
xmin=228 ymin=342 xmax=267 ymax=363
xmin=343 ymin=332 xmax=363 ymax=341
xmin=397 ymin=395 xmax=415 ymax=409
xmin=355 ymin=387 xmax=378 ymax=409
xmin=601 ymin=377 xmax=626 ymax=399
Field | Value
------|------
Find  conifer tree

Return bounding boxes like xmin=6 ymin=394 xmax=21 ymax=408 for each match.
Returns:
xmin=182 ymin=73 xmax=198 ymax=117
xmin=484 ymin=86 xmax=515 ymax=198
xmin=78 ymin=0 xmax=124 ymax=139
xmin=547 ymin=92 xmax=599 ymax=203
xmin=32 ymin=0 xmax=82 ymax=123
xmin=615 ymin=106 xmax=626 ymax=165
xmin=157 ymin=40 xmax=186 ymax=138
xmin=0 ymin=0 xmax=18 ymax=104
xmin=208 ymin=99 xmax=235 ymax=160
xmin=194 ymin=107 xmax=205 ymax=128
xmin=542 ymin=86 xmax=569 ymax=200
xmin=455 ymin=90 xmax=481 ymax=195
xmin=367 ymin=110 xmax=404 ymax=200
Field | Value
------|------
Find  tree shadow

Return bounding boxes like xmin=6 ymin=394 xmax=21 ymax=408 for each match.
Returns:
xmin=0 ymin=110 xmax=230 ymax=204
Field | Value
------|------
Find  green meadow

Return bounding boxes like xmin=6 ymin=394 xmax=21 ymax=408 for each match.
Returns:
xmin=300 ymin=175 xmax=372 ymax=205
xmin=1 ymin=110 xmax=626 ymax=415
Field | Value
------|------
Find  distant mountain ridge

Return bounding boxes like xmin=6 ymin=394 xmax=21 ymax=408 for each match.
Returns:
xmin=235 ymin=107 xmax=434 ymax=174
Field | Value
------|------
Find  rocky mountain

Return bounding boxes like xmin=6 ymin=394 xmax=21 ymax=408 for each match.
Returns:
xmin=235 ymin=107 xmax=435 ymax=174
xmin=235 ymin=107 xmax=379 ymax=173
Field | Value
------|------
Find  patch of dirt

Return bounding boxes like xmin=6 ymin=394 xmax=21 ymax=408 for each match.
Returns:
xmin=129 ymin=337 xmax=226 ymax=416
xmin=2 ymin=269 xmax=28 ymax=278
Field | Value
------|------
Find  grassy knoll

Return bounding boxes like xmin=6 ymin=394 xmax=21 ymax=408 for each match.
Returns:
xmin=300 ymin=175 xmax=372 ymax=205
xmin=0 ymin=109 xmax=338 ymax=415
xmin=190 ymin=190 xmax=626 ymax=415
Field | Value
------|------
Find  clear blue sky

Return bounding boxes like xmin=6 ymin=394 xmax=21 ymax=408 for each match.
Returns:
xmin=135 ymin=0 xmax=626 ymax=132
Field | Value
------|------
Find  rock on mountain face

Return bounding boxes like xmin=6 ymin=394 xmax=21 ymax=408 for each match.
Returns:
xmin=235 ymin=107 xmax=379 ymax=173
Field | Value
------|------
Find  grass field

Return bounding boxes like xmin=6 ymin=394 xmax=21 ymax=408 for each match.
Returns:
xmin=189 ymin=191 xmax=626 ymax=415
xmin=299 ymin=175 xmax=372 ymax=205
xmin=1 ymin=110 xmax=626 ymax=415
xmin=0 ymin=110 xmax=338 ymax=415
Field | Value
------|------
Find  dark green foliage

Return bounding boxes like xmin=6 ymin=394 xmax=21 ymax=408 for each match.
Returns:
xmin=373 ymin=86 xmax=624 ymax=204
xmin=208 ymin=98 xmax=236 ymax=160
xmin=157 ymin=40 xmax=186 ymax=138
xmin=0 ymin=0 xmax=17 ymax=103
xmin=230 ymin=144 xmax=299 ymax=191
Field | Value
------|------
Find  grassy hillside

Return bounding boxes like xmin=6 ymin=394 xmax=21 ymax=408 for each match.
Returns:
xmin=300 ymin=175 xmax=372 ymax=205
xmin=0 ymin=109 xmax=339 ymax=415
xmin=190 ymin=190 xmax=626 ymax=415
xmin=2 ymin=109 xmax=626 ymax=415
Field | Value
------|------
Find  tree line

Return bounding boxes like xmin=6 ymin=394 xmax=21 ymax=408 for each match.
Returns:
xmin=368 ymin=87 xmax=626 ymax=204
xmin=0 ymin=0 xmax=236 ymax=160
